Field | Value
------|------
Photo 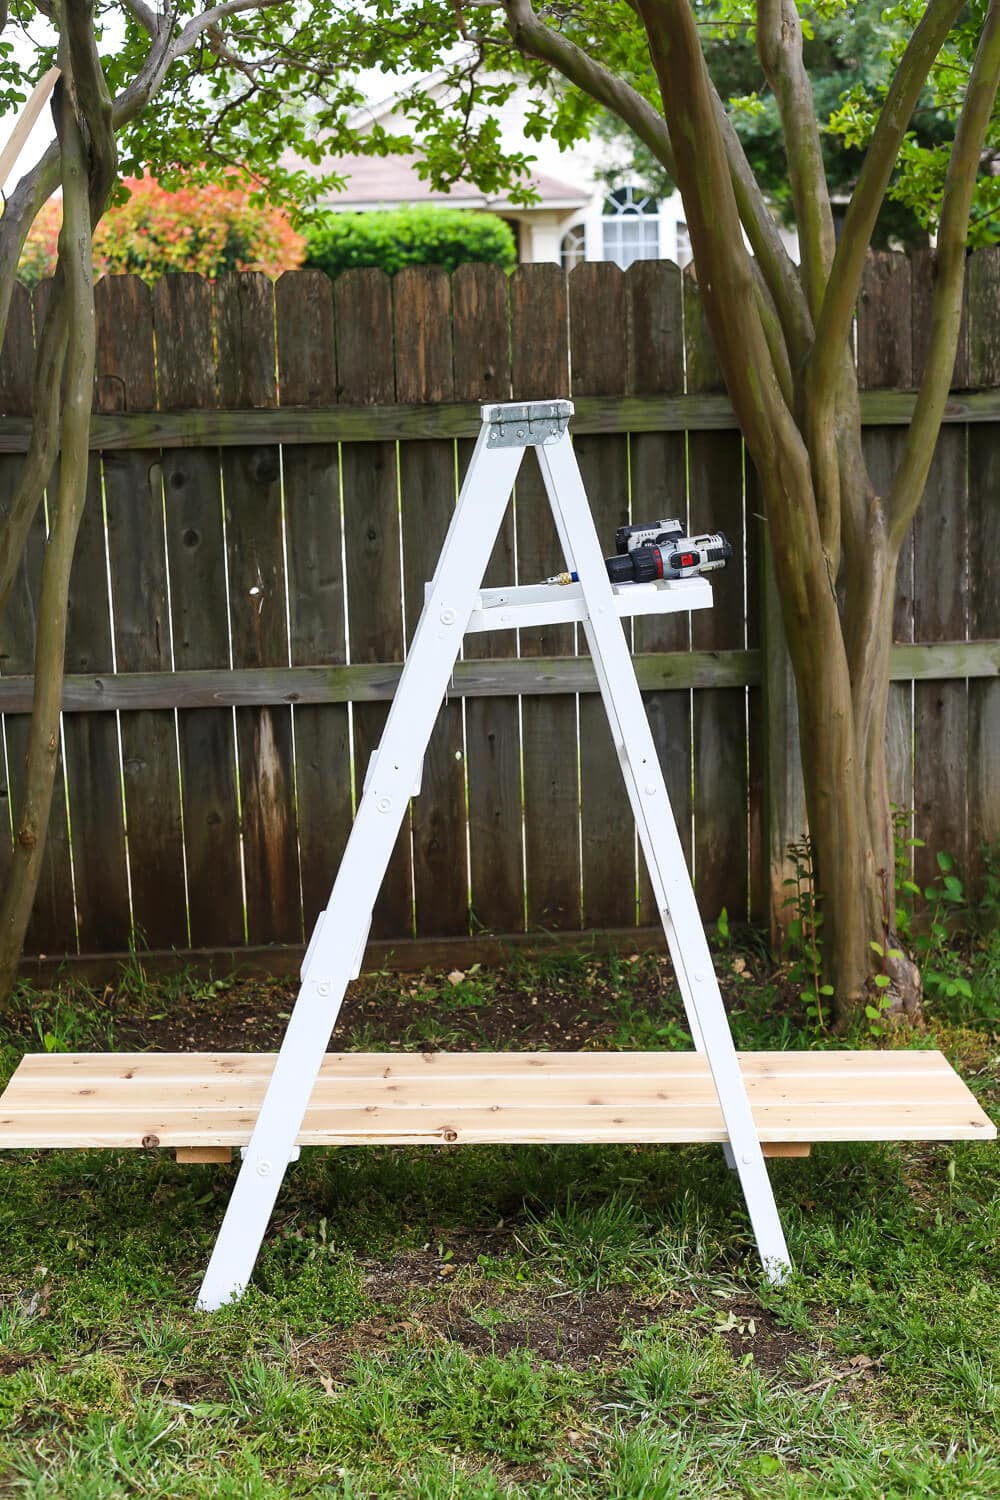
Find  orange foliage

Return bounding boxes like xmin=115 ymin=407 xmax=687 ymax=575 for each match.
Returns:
xmin=18 ymin=176 xmax=306 ymax=285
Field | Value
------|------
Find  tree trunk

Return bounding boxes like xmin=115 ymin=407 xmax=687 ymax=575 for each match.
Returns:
xmin=0 ymin=15 xmax=116 ymax=1003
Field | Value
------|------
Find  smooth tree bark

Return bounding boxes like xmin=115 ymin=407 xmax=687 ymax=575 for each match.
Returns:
xmin=499 ymin=0 xmax=1000 ymax=1023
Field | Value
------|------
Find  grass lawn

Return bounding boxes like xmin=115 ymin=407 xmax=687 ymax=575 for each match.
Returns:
xmin=0 ymin=936 xmax=997 ymax=1498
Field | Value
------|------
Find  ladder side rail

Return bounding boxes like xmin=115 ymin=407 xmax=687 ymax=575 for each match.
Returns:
xmin=537 ymin=434 xmax=791 ymax=1282
xmin=531 ymin=440 xmax=705 ymax=1051
xmin=196 ymin=429 xmax=526 ymax=1310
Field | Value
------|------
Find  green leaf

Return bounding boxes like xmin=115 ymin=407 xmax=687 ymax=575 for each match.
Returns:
xmin=869 ymin=940 xmax=885 ymax=957
xmin=873 ymin=973 xmax=892 ymax=988
xmin=937 ymin=850 xmax=954 ymax=872
xmin=865 ymin=1005 xmax=881 ymax=1021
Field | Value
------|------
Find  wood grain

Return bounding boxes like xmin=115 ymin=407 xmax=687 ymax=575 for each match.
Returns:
xmin=1 ymin=1048 xmax=991 ymax=1149
xmin=276 ymin=270 xmax=352 ymax=934
xmin=336 ymin=269 xmax=412 ymax=938
xmin=629 ymin=261 xmax=693 ymax=923
xmin=511 ymin=268 xmax=579 ymax=930
xmin=155 ymin=274 xmax=244 ymax=947
xmin=61 ymin=283 xmax=131 ymax=953
xmin=455 ymin=264 xmax=524 ymax=934
xmin=216 ymin=272 xmax=301 ymax=944
xmin=396 ymin=268 xmax=468 ymax=936
xmin=684 ymin=271 xmax=748 ymax=922
xmin=571 ymin=263 xmax=635 ymax=928
xmin=98 ymin=275 xmax=188 ymax=948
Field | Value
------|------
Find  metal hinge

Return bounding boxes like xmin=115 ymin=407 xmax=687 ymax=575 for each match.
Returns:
xmin=482 ymin=399 xmax=573 ymax=448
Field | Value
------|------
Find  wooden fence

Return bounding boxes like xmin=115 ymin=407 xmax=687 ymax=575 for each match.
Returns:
xmin=0 ymin=252 xmax=997 ymax=972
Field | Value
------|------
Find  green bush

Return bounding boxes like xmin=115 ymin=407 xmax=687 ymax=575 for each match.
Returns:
xmin=304 ymin=205 xmax=517 ymax=278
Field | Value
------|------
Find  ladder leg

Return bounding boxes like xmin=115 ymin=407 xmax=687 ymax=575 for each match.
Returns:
xmin=196 ymin=432 xmax=525 ymax=1310
xmin=537 ymin=436 xmax=791 ymax=1284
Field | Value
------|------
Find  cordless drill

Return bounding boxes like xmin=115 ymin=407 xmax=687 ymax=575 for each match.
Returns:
xmin=605 ymin=518 xmax=733 ymax=584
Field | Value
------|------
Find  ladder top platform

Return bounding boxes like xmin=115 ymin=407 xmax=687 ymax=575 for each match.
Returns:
xmin=0 ymin=1049 xmax=992 ymax=1151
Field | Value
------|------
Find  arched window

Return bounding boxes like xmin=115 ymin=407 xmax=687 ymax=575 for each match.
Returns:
xmin=602 ymin=186 xmax=660 ymax=270
xmin=560 ymin=223 xmax=586 ymax=270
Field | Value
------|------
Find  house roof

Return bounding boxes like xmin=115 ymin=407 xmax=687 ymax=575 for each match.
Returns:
xmin=305 ymin=152 xmax=590 ymax=213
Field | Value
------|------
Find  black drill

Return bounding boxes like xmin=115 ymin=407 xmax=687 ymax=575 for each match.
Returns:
xmin=605 ymin=517 xmax=733 ymax=585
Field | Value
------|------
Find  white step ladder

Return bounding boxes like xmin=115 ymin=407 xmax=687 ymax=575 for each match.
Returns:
xmin=196 ymin=398 xmax=792 ymax=1310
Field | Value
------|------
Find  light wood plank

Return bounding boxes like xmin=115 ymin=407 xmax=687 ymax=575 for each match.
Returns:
xmin=0 ymin=1050 xmax=992 ymax=1150
xmin=8 ymin=1048 xmax=956 ymax=1080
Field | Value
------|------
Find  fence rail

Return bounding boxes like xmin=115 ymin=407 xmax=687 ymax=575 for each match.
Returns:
xmin=0 ymin=252 xmax=997 ymax=967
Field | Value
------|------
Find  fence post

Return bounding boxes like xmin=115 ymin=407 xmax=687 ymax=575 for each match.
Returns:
xmin=759 ymin=517 xmax=806 ymax=951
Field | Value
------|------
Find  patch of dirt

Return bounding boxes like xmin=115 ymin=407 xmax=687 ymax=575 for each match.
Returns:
xmin=39 ymin=950 xmax=770 ymax=1055
xmin=708 ymin=1300 xmax=807 ymax=1380
xmin=0 ymin=1351 xmax=39 ymax=1376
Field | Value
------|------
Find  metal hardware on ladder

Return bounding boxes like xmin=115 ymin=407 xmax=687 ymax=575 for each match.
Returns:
xmin=484 ymin=398 xmax=572 ymax=448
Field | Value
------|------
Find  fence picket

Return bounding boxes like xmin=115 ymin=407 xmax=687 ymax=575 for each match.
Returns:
xmin=155 ymin=274 xmax=244 ymax=947
xmin=684 ymin=272 xmax=748 ymax=921
xmin=511 ymin=265 xmax=579 ymax=930
xmin=58 ymin=277 xmax=131 ymax=951
xmin=628 ymin=262 xmax=693 ymax=925
xmin=99 ymin=275 xmax=188 ymax=948
xmin=571 ymin=263 xmax=634 ymax=928
xmin=216 ymin=272 xmax=300 ymax=944
xmin=276 ymin=270 xmax=352 ymax=935
xmin=336 ymin=268 xmax=412 ymax=939
xmin=454 ymin=264 xmax=523 ymax=934
xmin=395 ymin=267 xmax=468 ymax=936
xmin=968 ymin=247 xmax=1000 ymax=894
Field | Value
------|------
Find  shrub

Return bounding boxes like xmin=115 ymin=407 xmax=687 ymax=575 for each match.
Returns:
xmin=304 ymin=205 xmax=517 ymax=278
xmin=17 ymin=176 xmax=306 ymax=285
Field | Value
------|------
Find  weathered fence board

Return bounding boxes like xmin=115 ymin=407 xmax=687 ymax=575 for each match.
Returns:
xmin=512 ymin=265 xmax=580 ymax=931
xmin=99 ymin=276 xmax=188 ymax=949
xmin=337 ymin=268 xmax=412 ymax=940
xmin=276 ymin=270 xmax=352 ymax=936
xmin=456 ymin=264 xmax=524 ymax=935
xmin=685 ymin=272 xmax=749 ymax=922
xmin=968 ymin=247 xmax=1000 ymax=892
xmin=155 ymin=274 xmax=244 ymax=947
xmin=629 ymin=261 xmax=694 ymax=926
xmin=395 ymin=266 xmax=468 ymax=937
xmin=572 ymin=263 xmax=635 ymax=929
xmin=0 ymin=254 xmax=996 ymax=965
xmin=216 ymin=272 xmax=300 ymax=944
xmin=62 ymin=280 xmax=131 ymax=953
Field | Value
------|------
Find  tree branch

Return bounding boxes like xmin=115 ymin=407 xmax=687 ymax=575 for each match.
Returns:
xmin=885 ymin=0 xmax=1000 ymax=543
xmin=120 ymin=0 xmax=159 ymax=35
xmin=809 ymin=0 xmax=964 ymax=399
xmin=171 ymin=0 xmax=285 ymax=61
xmin=64 ymin=0 xmax=117 ymax=211
xmin=756 ymin=0 xmax=834 ymax=321
xmin=499 ymin=0 xmax=680 ymax=179
xmin=634 ymin=0 xmax=817 ymax=588
xmin=710 ymin=84 xmax=812 ymax=369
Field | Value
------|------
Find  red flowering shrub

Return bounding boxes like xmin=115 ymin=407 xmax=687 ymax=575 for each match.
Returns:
xmin=18 ymin=177 xmax=306 ymax=285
